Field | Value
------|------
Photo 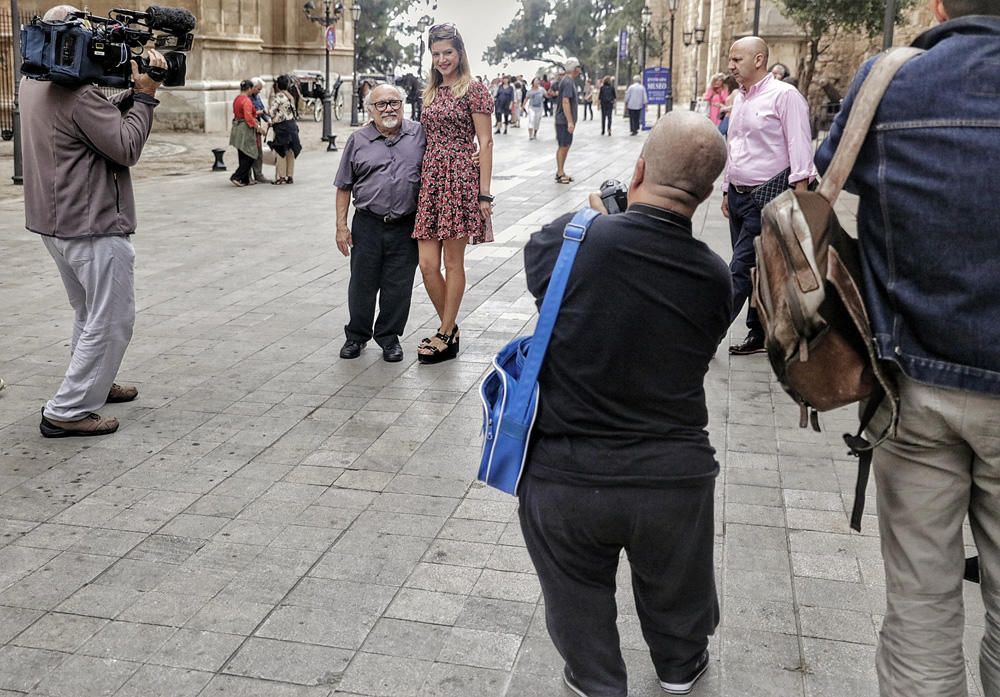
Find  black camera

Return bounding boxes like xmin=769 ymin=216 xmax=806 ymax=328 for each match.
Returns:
xmin=599 ymin=179 xmax=629 ymax=214
xmin=20 ymin=6 xmax=196 ymax=89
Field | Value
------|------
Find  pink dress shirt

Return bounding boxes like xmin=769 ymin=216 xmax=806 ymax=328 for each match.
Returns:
xmin=723 ymin=73 xmax=816 ymax=190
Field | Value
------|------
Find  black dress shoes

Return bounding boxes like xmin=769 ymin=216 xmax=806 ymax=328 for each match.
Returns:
xmin=729 ymin=332 xmax=766 ymax=355
xmin=382 ymin=343 xmax=403 ymax=362
xmin=339 ymin=340 xmax=365 ymax=359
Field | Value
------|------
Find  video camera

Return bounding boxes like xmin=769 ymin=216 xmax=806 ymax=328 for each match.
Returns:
xmin=599 ymin=179 xmax=629 ymax=214
xmin=20 ymin=6 xmax=196 ymax=89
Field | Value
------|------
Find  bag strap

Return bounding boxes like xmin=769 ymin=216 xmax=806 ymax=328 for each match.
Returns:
xmin=817 ymin=47 xmax=924 ymax=205
xmin=511 ymin=208 xmax=601 ymax=415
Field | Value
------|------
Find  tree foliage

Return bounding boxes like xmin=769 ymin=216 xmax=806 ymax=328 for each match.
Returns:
xmin=353 ymin=0 xmax=423 ymax=76
xmin=776 ymin=0 xmax=919 ymax=96
xmin=485 ymin=0 xmax=661 ymax=79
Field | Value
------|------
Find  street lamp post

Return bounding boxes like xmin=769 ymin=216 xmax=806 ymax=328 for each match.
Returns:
xmin=883 ymin=0 xmax=897 ymax=49
xmin=350 ymin=1 xmax=362 ymax=127
xmin=11 ymin=0 xmax=23 ymax=184
xmin=753 ymin=0 xmax=761 ymax=36
xmin=415 ymin=14 xmax=432 ymax=120
xmin=666 ymin=0 xmax=677 ymax=113
xmin=682 ymin=26 xmax=705 ymax=111
xmin=303 ymin=0 xmax=343 ymax=151
xmin=640 ymin=5 xmax=651 ymax=74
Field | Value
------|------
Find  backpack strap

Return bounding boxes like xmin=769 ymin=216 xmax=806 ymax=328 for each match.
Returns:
xmin=509 ymin=208 xmax=601 ymax=417
xmin=818 ymin=47 xmax=925 ymax=205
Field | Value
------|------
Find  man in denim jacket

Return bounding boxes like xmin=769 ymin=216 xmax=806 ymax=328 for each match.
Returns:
xmin=815 ymin=2 xmax=1000 ymax=695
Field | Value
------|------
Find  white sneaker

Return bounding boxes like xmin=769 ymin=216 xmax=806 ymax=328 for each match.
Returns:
xmin=659 ymin=651 xmax=710 ymax=695
xmin=0 ymin=378 xmax=5 ymax=391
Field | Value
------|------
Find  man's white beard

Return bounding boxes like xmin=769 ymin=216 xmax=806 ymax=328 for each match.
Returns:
xmin=381 ymin=116 xmax=400 ymax=128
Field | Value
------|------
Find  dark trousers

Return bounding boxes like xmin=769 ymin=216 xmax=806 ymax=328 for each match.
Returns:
xmin=600 ymin=103 xmax=613 ymax=133
xmin=628 ymin=108 xmax=642 ymax=134
xmin=583 ymin=102 xmax=593 ymax=120
xmin=232 ymin=150 xmax=254 ymax=184
xmin=519 ymin=474 xmax=718 ymax=697
xmin=727 ymin=185 xmax=763 ymax=333
xmin=544 ymin=97 xmax=552 ymax=116
xmin=345 ymin=210 xmax=419 ymax=348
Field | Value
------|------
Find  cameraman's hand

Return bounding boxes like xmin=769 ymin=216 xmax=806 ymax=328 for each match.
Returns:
xmin=588 ymin=192 xmax=609 ymax=214
xmin=721 ymin=193 xmax=730 ymax=219
xmin=132 ymin=49 xmax=167 ymax=97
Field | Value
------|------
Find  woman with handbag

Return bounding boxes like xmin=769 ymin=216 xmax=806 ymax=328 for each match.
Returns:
xmin=229 ymin=80 xmax=263 ymax=187
xmin=268 ymin=74 xmax=302 ymax=185
xmin=413 ymin=22 xmax=495 ymax=364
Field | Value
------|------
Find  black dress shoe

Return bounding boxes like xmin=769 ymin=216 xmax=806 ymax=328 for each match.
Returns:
xmin=339 ymin=340 xmax=365 ymax=359
xmin=729 ymin=332 xmax=766 ymax=355
xmin=382 ymin=344 xmax=403 ymax=362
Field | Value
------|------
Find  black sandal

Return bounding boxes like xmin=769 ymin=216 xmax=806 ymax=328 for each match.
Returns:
xmin=417 ymin=326 xmax=459 ymax=365
xmin=418 ymin=324 xmax=457 ymax=349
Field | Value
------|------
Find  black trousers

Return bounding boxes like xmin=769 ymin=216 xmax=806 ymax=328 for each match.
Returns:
xmin=628 ymin=108 xmax=642 ymax=134
xmin=345 ymin=210 xmax=419 ymax=348
xmin=583 ymin=101 xmax=593 ymax=120
xmin=519 ymin=473 xmax=718 ymax=697
xmin=726 ymin=185 xmax=763 ymax=333
xmin=232 ymin=150 xmax=254 ymax=184
xmin=600 ymin=103 xmax=613 ymax=133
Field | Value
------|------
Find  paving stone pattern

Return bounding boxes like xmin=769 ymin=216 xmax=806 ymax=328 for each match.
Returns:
xmin=0 ymin=113 xmax=987 ymax=696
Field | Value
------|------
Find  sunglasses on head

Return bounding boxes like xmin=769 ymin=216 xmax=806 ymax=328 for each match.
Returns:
xmin=428 ymin=22 xmax=458 ymax=40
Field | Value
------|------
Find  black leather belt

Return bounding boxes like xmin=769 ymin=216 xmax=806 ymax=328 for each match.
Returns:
xmin=732 ymin=184 xmax=755 ymax=194
xmin=357 ymin=208 xmax=415 ymax=224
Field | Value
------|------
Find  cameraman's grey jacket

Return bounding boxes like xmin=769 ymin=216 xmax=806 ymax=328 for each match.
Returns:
xmin=20 ymin=78 xmax=158 ymax=238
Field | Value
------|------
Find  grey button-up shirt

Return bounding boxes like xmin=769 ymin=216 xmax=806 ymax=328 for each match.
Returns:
xmin=334 ymin=120 xmax=426 ymax=219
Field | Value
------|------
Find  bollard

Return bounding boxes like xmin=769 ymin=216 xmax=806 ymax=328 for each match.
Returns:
xmin=211 ymin=148 xmax=227 ymax=171
xmin=326 ymin=134 xmax=338 ymax=152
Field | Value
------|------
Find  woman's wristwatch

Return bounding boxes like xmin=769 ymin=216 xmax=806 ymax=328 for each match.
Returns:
xmin=478 ymin=194 xmax=495 ymax=203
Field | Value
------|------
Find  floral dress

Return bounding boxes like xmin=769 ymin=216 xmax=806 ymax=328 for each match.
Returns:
xmin=413 ymin=80 xmax=494 ymax=243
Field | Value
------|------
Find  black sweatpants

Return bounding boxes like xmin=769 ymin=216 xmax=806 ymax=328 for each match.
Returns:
xmin=345 ymin=209 xmax=419 ymax=348
xmin=518 ymin=474 xmax=718 ymax=697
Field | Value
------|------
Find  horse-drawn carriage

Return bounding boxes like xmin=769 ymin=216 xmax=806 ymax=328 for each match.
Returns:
xmin=291 ymin=69 xmax=345 ymax=122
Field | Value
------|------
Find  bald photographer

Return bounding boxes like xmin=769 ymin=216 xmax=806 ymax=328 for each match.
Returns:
xmin=20 ymin=4 xmax=171 ymax=437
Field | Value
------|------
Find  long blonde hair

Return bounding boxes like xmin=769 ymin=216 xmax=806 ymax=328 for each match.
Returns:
xmin=422 ymin=24 xmax=472 ymax=106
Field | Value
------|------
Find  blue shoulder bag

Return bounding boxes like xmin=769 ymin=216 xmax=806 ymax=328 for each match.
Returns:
xmin=477 ymin=208 xmax=600 ymax=495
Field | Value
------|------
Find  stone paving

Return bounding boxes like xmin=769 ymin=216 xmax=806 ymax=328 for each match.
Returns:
xmin=0 ymin=111 xmax=987 ymax=697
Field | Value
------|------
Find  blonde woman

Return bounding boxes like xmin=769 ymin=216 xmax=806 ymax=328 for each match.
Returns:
xmin=412 ymin=23 xmax=495 ymax=364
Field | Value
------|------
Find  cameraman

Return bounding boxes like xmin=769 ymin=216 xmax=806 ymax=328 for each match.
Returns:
xmin=519 ymin=111 xmax=731 ymax=697
xmin=20 ymin=5 xmax=167 ymax=438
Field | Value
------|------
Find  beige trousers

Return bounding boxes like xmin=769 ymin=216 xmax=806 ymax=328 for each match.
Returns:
xmin=871 ymin=373 xmax=1000 ymax=697
xmin=276 ymin=153 xmax=295 ymax=180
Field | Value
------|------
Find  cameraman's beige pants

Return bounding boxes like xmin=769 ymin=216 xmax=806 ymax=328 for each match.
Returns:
xmin=871 ymin=373 xmax=1000 ymax=697
xmin=42 ymin=235 xmax=135 ymax=422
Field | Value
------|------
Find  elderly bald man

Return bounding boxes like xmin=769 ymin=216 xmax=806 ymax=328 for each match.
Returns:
xmin=21 ymin=4 xmax=167 ymax=437
xmin=520 ymin=111 xmax=732 ymax=697
xmin=722 ymin=36 xmax=815 ymax=356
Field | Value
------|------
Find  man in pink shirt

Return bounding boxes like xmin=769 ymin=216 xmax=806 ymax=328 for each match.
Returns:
xmin=721 ymin=37 xmax=816 ymax=355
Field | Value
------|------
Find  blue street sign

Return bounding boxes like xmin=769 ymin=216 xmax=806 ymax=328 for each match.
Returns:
xmin=644 ymin=67 xmax=671 ymax=105
xmin=618 ymin=31 xmax=629 ymax=60
xmin=641 ymin=67 xmax=671 ymax=130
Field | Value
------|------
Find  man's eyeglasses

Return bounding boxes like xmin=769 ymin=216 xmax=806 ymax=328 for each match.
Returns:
xmin=373 ymin=99 xmax=403 ymax=111
xmin=428 ymin=22 xmax=458 ymax=40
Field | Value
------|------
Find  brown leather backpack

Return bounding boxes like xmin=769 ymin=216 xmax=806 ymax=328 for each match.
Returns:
xmin=751 ymin=47 xmax=923 ymax=531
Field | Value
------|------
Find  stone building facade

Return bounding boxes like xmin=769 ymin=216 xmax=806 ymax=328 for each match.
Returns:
xmin=648 ymin=0 xmax=935 ymax=114
xmin=9 ymin=0 xmax=358 ymax=132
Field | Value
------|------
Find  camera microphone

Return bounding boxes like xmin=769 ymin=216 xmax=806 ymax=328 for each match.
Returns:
xmin=144 ymin=6 xmax=196 ymax=34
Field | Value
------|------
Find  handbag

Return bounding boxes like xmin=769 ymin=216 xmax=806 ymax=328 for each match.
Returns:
xmin=478 ymin=208 xmax=600 ymax=495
